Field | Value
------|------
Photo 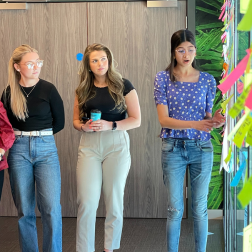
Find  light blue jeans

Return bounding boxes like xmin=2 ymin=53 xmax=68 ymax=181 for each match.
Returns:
xmin=7 ymin=130 xmax=62 ymax=252
xmin=162 ymin=138 xmax=213 ymax=252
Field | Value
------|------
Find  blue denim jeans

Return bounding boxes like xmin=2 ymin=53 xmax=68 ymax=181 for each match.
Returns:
xmin=7 ymin=131 xmax=62 ymax=252
xmin=162 ymin=138 xmax=213 ymax=252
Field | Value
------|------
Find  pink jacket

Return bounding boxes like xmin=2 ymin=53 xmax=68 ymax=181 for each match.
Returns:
xmin=0 ymin=101 xmax=15 ymax=171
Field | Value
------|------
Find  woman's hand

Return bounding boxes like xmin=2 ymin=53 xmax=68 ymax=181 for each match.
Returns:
xmin=0 ymin=148 xmax=5 ymax=161
xmin=192 ymin=120 xmax=216 ymax=133
xmin=88 ymin=119 xmax=113 ymax=132
xmin=80 ymin=119 xmax=93 ymax=132
xmin=212 ymin=108 xmax=226 ymax=128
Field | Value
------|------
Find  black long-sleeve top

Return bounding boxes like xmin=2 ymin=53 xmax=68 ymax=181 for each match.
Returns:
xmin=1 ymin=79 xmax=65 ymax=134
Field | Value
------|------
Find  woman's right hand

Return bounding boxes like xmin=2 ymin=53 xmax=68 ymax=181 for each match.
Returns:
xmin=80 ymin=119 xmax=93 ymax=132
xmin=192 ymin=120 xmax=216 ymax=133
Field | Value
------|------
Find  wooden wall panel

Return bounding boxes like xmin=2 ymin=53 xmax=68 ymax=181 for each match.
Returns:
xmin=0 ymin=3 xmax=88 ymax=217
xmin=88 ymin=1 xmax=186 ymax=217
xmin=0 ymin=1 xmax=186 ymax=218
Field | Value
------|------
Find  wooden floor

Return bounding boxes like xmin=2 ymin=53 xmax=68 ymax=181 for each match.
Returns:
xmin=0 ymin=217 xmax=225 ymax=252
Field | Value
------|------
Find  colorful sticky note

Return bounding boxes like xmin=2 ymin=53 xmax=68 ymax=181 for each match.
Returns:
xmin=233 ymin=115 xmax=252 ymax=148
xmin=228 ymin=110 xmax=250 ymax=141
xmin=230 ymin=159 xmax=246 ymax=187
xmin=224 ymin=145 xmax=232 ymax=164
xmin=244 ymin=70 xmax=252 ymax=89
xmin=237 ymin=0 xmax=252 ymax=31
xmin=237 ymin=82 xmax=244 ymax=94
xmin=228 ymin=85 xmax=252 ymax=119
xmin=221 ymin=94 xmax=234 ymax=110
xmin=246 ymin=124 xmax=252 ymax=146
xmin=237 ymin=175 xmax=252 ymax=208
xmin=243 ymin=222 xmax=252 ymax=252
xmin=240 ymin=0 xmax=250 ymax=14
xmin=218 ymin=49 xmax=251 ymax=94
xmin=245 ymin=89 xmax=252 ymax=110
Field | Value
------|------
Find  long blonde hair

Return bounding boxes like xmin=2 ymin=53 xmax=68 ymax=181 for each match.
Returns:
xmin=76 ymin=43 xmax=127 ymax=119
xmin=4 ymin=44 xmax=38 ymax=120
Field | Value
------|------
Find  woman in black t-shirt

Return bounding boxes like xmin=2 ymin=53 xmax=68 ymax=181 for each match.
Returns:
xmin=1 ymin=44 xmax=64 ymax=252
xmin=73 ymin=43 xmax=141 ymax=252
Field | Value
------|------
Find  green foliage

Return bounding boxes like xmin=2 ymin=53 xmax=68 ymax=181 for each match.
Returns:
xmin=196 ymin=0 xmax=224 ymax=209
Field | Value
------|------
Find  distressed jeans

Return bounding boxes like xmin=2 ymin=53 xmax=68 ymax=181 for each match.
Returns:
xmin=162 ymin=138 xmax=213 ymax=252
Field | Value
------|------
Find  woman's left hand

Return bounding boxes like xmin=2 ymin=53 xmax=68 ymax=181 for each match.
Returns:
xmin=89 ymin=119 xmax=113 ymax=132
xmin=212 ymin=109 xmax=226 ymax=128
xmin=0 ymin=148 xmax=5 ymax=161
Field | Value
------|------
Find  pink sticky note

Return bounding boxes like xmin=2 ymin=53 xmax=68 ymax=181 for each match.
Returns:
xmin=218 ymin=49 xmax=251 ymax=94
xmin=237 ymin=81 xmax=244 ymax=94
xmin=219 ymin=7 xmax=226 ymax=20
xmin=245 ymin=89 xmax=252 ymax=110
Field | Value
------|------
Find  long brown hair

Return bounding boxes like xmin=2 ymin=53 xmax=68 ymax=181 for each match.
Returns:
xmin=166 ymin=29 xmax=197 ymax=82
xmin=76 ymin=43 xmax=126 ymax=120
xmin=4 ymin=44 xmax=38 ymax=120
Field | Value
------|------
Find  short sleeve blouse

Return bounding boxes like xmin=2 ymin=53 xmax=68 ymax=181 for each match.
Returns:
xmin=154 ymin=71 xmax=216 ymax=140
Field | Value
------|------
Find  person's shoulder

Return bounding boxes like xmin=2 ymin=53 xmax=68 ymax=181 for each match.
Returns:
xmin=200 ymin=71 xmax=215 ymax=81
xmin=38 ymin=78 xmax=55 ymax=87
xmin=38 ymin=79 xmax=58 ymax=92
xmin=156 ymin=70 xmax=169 ymax=77
xmin=122 ymin=78 xmax=135 ymax=94
xmin=122 ymin=78 xmax=132 ymax=86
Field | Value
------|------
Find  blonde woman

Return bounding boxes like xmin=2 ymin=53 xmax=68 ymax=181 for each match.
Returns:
xmin=73 ymin=43 xmax=141 ymax=252
xmin=1 ymin=44 xmax=64 ymax=252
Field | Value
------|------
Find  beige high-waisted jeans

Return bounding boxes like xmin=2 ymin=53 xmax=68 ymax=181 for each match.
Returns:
xmin=76 ymin=130 xmax=131 ymax=252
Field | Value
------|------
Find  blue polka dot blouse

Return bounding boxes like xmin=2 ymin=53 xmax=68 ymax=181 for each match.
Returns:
xmin=154 ymin=71 xmax=216 ymax=140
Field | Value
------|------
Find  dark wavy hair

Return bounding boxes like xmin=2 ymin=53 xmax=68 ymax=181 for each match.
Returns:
xmin=165 ymin=29 xmax=197 ymax=82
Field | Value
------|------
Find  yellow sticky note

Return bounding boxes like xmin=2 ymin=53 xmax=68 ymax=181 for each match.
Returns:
xmin=224 ymin=146 xmax=232 ymax=164
xmin=228 ymin=110 xmax=250 ymax=141
xmin=244 ymin=70 xmax=252 ymax=89
xmin=228 ymin=85 xmax=252 ymax=119
xmin=246 ymin=124 xmax=252 ymax=146
xmin=238 ymin=175 xmax=252 ymax=208
xmin=219 ymin=77 xmax=227 ymax=84
xmin=243 ymin=222 xmax=252 ymax=252
xmin=233 ymin=115 xmax=252 ymax=148
xmin=238 ymin=0 xmax=252 ymax=31
xmin=240 ymin=0 xmax=250 ymax=14
xmin=221 ymin=94 xmax=234 ymax=110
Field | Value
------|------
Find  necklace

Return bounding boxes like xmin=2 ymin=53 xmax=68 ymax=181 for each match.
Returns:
xmin=20 ymin=84 xmax=37 ymax=97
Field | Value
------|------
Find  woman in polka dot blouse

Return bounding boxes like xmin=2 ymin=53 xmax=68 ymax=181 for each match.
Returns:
xmin=154 ymin=29 xmax=225 ymax=252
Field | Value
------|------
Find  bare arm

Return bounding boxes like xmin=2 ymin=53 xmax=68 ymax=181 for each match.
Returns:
xmin=156 ymin=104 xmax=216 ymax=132
xmin=73 ymin=95 xmax=93 ymax=132
xmin=89 ymin=89 xmax=141 ymax=131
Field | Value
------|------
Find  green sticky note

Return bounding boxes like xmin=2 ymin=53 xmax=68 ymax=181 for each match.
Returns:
xmin=228 ymin=110 xmax=250 ymax=141
xmin=244 ymin=70 xmax=252 ymax=89
xmin=228 ymin=85 xmax=252 ymax=119
xmin=240 ymin=0 xmax=250 ymax=14
xmin=238 ymin=175 xmax=252 ymax=208
xmin=238 ymin=0 xmax=252 ymax=31
xmin=246 ymin=125 xmax=252 ymax=146
xmin=224 ymin=146 xmax=232 ymax=164
xmin=221 ymin=94 xmax=234 ymax=110
xmin=243 ymin=221 xmax=252 ymax=252
xmin=233 ymin=115 xmax=252 ymax=148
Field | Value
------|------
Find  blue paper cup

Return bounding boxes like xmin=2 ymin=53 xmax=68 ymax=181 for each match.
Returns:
xmin=90 ymin=109 xmax=101 ymax=121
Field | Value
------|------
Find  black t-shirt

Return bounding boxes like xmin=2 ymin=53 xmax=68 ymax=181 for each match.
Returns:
xmin=1 ymin=79 xmax=65 ymax=134
xmin=83 ymin=78 xmax=135 ymax=121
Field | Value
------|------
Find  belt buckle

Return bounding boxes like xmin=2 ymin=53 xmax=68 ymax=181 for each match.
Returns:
xmin=30 ymin=131 xmax=39 ymax=136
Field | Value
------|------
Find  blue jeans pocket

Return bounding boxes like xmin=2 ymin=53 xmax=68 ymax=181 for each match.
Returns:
xmin=162 ymin=139 xmax=175 ymax=153
xmin=198 ymin=140 xmax=213 ymax=152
